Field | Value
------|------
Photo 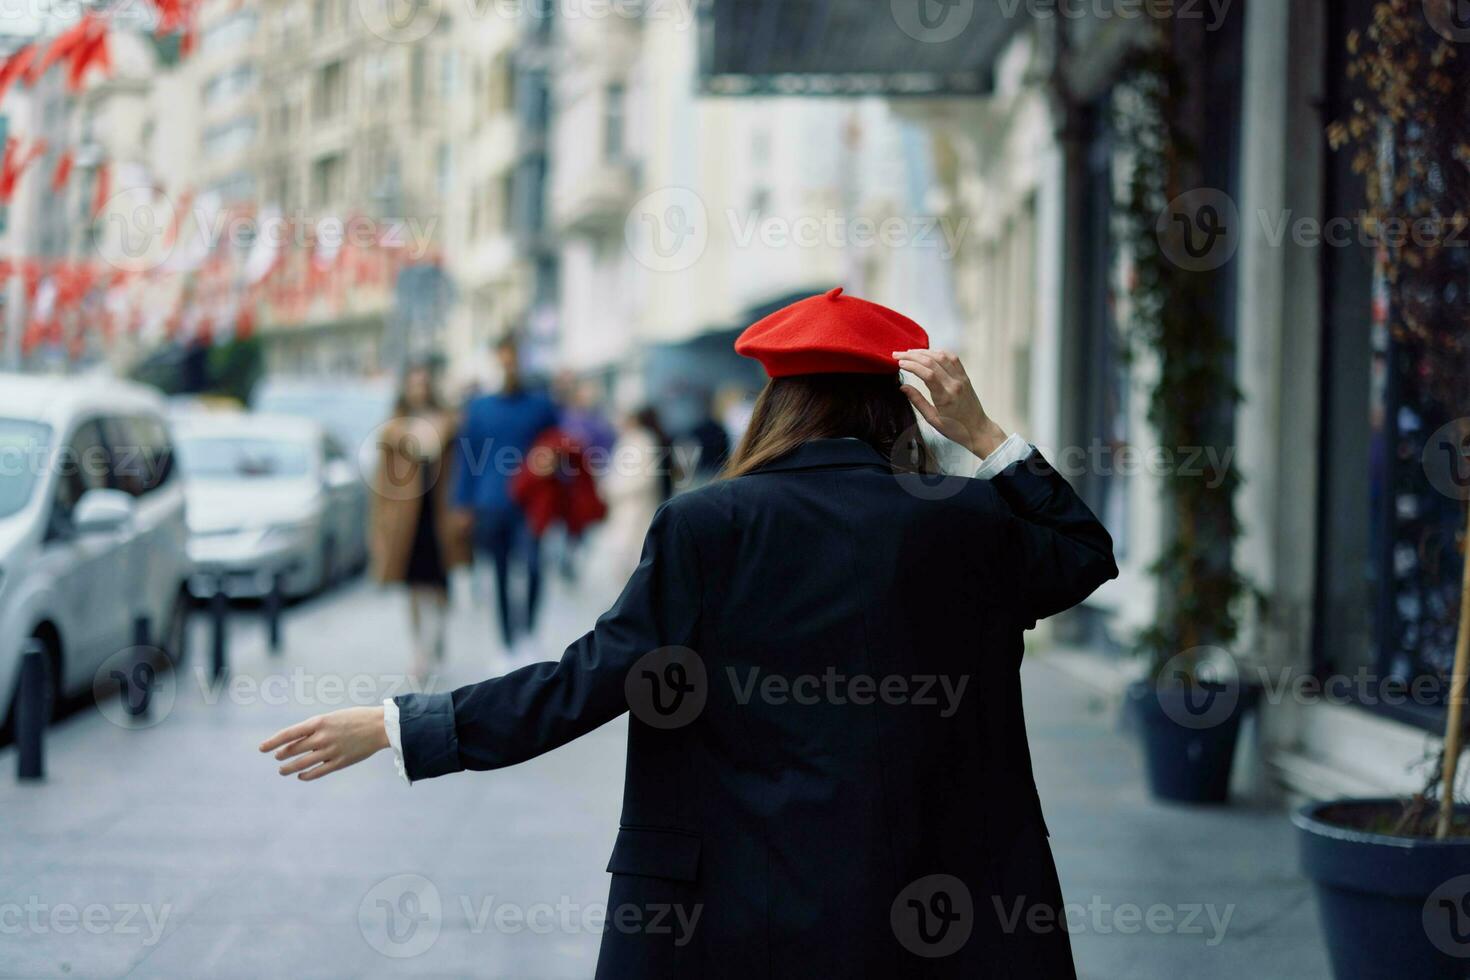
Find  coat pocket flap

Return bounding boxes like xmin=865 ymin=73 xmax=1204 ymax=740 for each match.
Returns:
xmin=606 ymin=827 xmax=701 ymax=882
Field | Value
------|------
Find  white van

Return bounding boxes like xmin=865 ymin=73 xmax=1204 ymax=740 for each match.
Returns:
xmin=0 ymin=374 xmax=190 ymax=729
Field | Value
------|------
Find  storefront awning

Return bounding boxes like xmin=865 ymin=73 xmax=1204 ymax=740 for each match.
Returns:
xmin=699 ymin=0 xmax=1022 ymax=97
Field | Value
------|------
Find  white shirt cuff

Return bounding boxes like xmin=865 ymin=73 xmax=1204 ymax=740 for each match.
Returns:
xmin=382 ymin=697 xmax=410 ymax=786
xmin=971 ymin=433 xmax=1032 ymax=480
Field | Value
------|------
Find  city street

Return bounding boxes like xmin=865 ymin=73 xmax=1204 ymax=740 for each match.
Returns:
xmin=0 ymin=568 xmax=1331 ymax=979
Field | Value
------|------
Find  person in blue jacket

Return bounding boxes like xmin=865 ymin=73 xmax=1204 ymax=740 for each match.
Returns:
xmin=452 ymin=336 xmax=559 ymax=658
xmin=264 ymin=289 xmax=1118 ymax=978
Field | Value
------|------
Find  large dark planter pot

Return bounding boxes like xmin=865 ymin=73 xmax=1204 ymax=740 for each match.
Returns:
xmin=1295 ymin=799 xmax=1470 ymax=980
xmin=1125 ymin=679 xmax=1258 ymax=804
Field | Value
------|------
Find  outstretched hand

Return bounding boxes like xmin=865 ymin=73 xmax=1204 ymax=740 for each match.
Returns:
xmin=259 ymin=706 xmax=389 ymax=782
xmin=894 ymin=349 xmax=1009 ymax=459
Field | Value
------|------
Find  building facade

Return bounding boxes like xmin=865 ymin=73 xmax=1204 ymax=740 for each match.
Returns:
xmin=697 ymin=0 xmax=1466 ymax=804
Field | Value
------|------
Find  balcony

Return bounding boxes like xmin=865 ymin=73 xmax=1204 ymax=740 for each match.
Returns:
xmin=550 ymin=157 xmax=638 ymax=236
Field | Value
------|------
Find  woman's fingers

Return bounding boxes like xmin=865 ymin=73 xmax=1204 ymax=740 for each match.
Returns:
xmin=262 ymin=707 xmax=388 ymax=783
xmin=259 ymin=717 xmax=318 ymax=753
xmin=895 ymin=357 xmax=936 ymax=384
xmin=298 ymin=757 xmax=345 ymax=782
xmin=895 ymin=350 xmax=961 ymax=395
xmin=900 ymin=385 xmax=943 ymax=430
xmin=279 ymin=748 xmax=331 ymax=777
xmin=273 ymin=734 xmax=320 ymax=761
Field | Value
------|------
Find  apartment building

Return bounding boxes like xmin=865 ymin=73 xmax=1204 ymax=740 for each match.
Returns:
xmin=547 ymin=0 xmax=962 ymax=431
xmin=238 ymin=0 xmax=453 ymax=376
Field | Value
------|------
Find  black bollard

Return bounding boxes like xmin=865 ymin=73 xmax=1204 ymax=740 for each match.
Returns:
xmin=16 ymin=640 xmax=47 ymax=780
xmin=264 ymin=570 xmax=285 ymax=655
xmin=210 ymin=577 xmax=229 ymax=683
xmin=126 ymin=616 xmax=153 ymax=719
xmin=172 ymin=596 xmax=188 ymax=667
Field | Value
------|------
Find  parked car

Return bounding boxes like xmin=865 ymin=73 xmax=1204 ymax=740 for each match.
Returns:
xmin=0 ymin=373 xmax=190 ymax=731
xmin=250 ymin=375 xmax=396 ymax=478
xmin=172 ymin=412 xmax=367 ymax=599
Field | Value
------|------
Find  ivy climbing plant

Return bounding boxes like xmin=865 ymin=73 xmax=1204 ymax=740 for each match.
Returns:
xmin=1110 ymin=24 xmax=1252 ymax=682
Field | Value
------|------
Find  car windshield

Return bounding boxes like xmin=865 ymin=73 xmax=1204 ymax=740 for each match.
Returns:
xmin=254 ymin=389 xmax=391 ymax=452
xmin=0 ymin=418 xmax=51 ymax=519
xmin=176 ymin=436 xmax=312 ymax=479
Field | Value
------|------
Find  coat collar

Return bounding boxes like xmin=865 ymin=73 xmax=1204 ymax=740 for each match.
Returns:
xmin=754 ymin=438 xmax=892 ymax=474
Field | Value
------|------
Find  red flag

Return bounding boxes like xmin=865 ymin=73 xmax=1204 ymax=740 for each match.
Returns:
xmin=0 ymin=44 xmax=34 ymax=104
xmin=30 ymin=16 xmax=95 ymax=83
xmin=65 ymin=28 xmax=109 ymax=91
xmin=1 ymin=138 xmax=48 ymax=202
xmin=90 ymin=161 xmax=109 ymax=218
xmin=51 ymin=149 xmax=73 ymax=191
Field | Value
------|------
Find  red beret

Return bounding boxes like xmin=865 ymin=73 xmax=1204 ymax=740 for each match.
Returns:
xmin=734 ymin=287 xmax=929 ymax=378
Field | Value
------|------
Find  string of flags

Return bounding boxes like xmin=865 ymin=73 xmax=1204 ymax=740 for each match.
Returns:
xmin=2 ymin=204 xmax=442 ymax=359
xmin=0 ymin=0 xmax=448 ymax=361
xmin=0 ymin=1 xmax=201 ymax=200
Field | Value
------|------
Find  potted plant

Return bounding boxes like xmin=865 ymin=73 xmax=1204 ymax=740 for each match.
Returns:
xmin=1108 ymin=21 xmax=1258 ymax=804
xmin=1296 ymin=3 xmax=1470 ymax=977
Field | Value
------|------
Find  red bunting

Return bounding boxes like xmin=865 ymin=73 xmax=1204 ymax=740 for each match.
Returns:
xmin=90 ymin=161 xmax=109 ymax=218
xmin=51 ymin=149 xmax=72 ymax=191
xmin=65 ymin=28 xmax=109 ymax=92
xmin=30 ymin=16 xmax=96 ymax=83
xmin=0 ymin=44 xmax=35 ymax=104
xmin=1 ymin=138 xmax=48 ymax=202
xmin=235 ymin=306 xmax=254 ymax=341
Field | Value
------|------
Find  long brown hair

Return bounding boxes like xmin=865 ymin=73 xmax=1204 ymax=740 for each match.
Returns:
xmin=721 ymin=373 xmax=934 ymax=479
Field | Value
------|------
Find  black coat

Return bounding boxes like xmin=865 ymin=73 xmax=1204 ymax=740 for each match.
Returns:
xmin=395 ymin=438 xmax=1118 ymax=978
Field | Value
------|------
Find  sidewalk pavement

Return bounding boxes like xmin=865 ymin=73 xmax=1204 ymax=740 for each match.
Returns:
xmin=0 ymin=568 xmax=1330 ymax=978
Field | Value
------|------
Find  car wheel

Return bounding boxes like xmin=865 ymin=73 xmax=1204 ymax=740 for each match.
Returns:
xmin=319 ymin=539 xmax=337 ymax=593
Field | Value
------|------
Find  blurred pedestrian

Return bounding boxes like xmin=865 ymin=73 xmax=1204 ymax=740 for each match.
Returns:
xmin=510 ymin=427 xmax=608 ymax=554
xmin=685 ymin=390 xmax=731 ymax=481
xmin=453 ymin=337 xmax=559 ymax=659
xmin=555 ymin=373 xmax=617 ymax=456
xmin=369 ymin=362 xmax=469 ymax=682
xmin=602 ymin=406 xmax=677 ymax=579
xmin=552 ymin=375 xmax=617 ymax=580
xmin=267 ymin=288 xmax=1118 ymax=979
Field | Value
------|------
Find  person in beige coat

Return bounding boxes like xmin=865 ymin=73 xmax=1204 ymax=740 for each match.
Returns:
xmin=370 ymin=364 xmax=471 ymax=681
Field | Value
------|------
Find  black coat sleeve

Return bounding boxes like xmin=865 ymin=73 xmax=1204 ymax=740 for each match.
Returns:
xmin=393 ymin=502 xmax=702 ymax=781
xmin=989 ymin=449 xmax=1119 ymax=628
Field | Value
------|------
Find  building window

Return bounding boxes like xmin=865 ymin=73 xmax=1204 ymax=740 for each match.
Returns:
xmin=204 ymin=65 xmax=258 ymax=108
xmin=1315 ymin=0 xmax=1464 ymax=729
xmin=436 ymin=143 xmax=451 ymax=198
xmin=201 ymin=11 xmax=256 ymax=56
xmin=312 ymin=153 xmax=346 ymax=208
xmin=315 ymin=60 xmax=346 ymax=122
xmin=603 ymin=83 xmax=625 ymax=161
xmin=202 ymin=117 xmax=258 ymax=160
